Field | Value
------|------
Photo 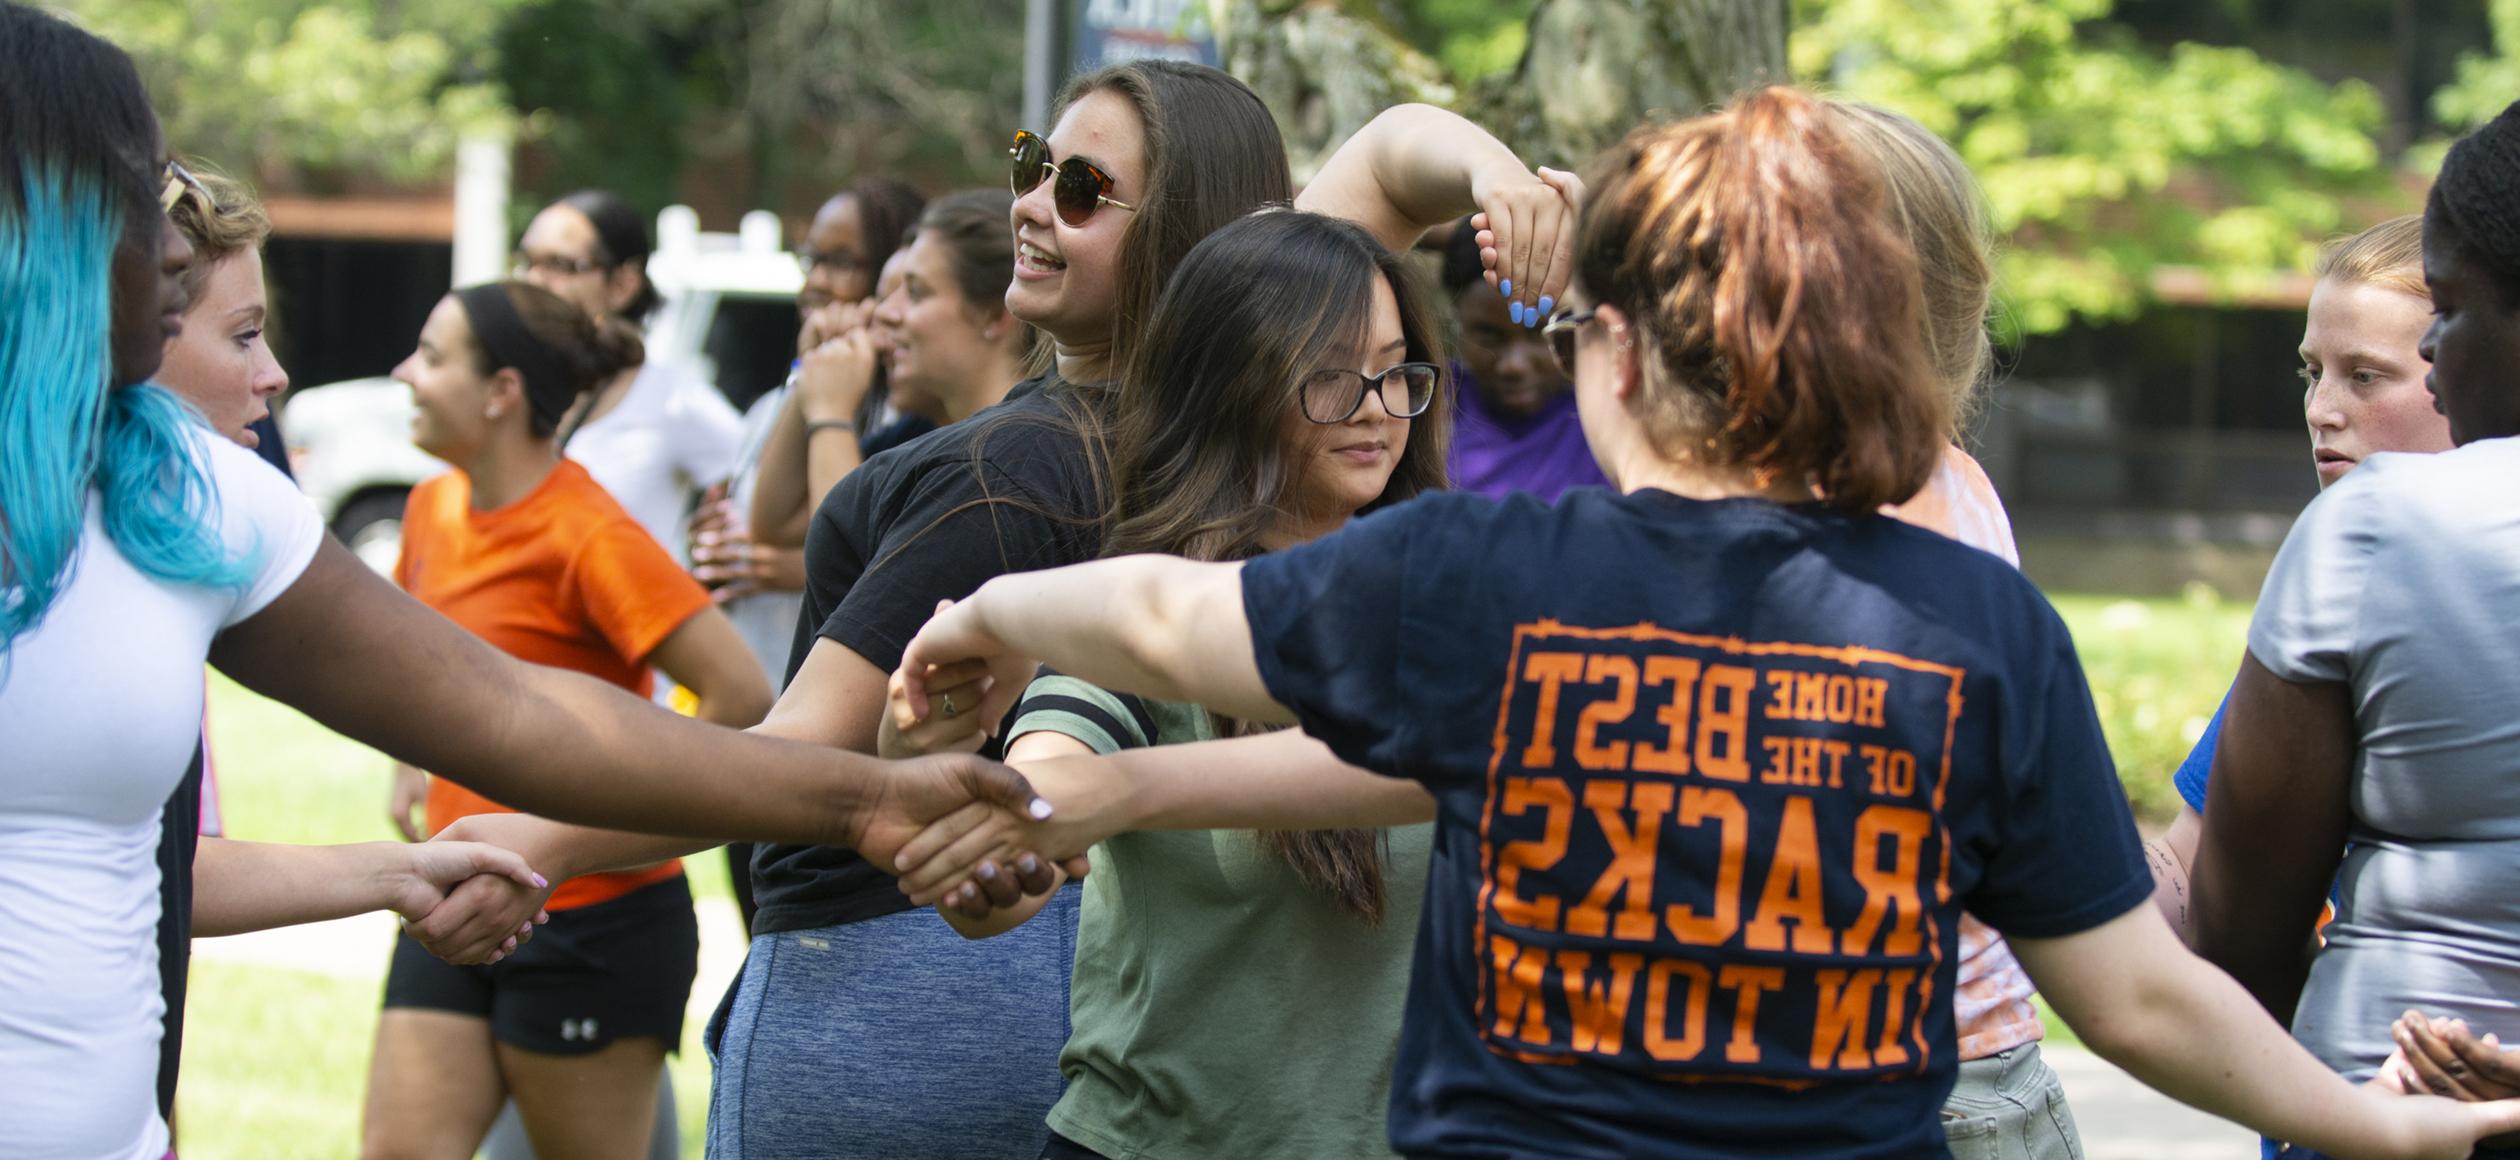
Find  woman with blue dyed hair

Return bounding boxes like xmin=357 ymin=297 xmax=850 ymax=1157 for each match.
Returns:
xmin=0 ymin=7 xmax=1065 ymax=1156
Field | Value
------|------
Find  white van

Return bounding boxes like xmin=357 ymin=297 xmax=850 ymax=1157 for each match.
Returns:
xmin=280 ymin=207 xmax=803 ymax=573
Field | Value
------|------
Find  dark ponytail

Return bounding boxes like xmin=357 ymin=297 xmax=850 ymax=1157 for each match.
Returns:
xmin=556 ymin=189 xmax=662 ymax=323
xmin=461 ymin=280 xmax=644 ymax=440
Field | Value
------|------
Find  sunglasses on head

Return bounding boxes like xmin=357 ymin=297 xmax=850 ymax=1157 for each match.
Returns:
xmin=1010 ymin=130 xmax=1137 ymax=227
xmin=160 ymin=158 xmax=210 ymax=216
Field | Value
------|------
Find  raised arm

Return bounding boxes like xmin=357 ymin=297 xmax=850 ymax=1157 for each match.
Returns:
xmin=2191 ymin=653 xmax=2357 ymax=1023
xmin=1300 ymin=103 xmax=1582 ymax=320
xmin=895 ymin=555 xmax=1285 ymax=730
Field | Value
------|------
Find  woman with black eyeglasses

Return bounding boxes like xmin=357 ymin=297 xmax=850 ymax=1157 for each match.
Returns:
xmin=915 ymin=208 xmax=1450 ymax=1160
xmin=405 ymin=59 xmax=1578 ymax=1160
xmin=506 ymin=189 xmax=744 ymax=563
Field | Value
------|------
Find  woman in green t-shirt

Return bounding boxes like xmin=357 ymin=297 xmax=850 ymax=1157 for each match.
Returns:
xmin=920 ymin=209 xmax=1471 ymax=1159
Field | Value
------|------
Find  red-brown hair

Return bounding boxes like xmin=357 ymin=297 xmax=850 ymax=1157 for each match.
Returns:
xmin=1575 ymin=86 xmax=1947 ymax=511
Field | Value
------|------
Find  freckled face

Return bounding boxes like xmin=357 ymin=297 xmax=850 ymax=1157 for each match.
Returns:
xmin=2298 ymin=277 xmax=2449 ymax=486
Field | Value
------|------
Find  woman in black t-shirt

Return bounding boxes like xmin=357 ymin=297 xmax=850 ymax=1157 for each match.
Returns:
xmin=434 ymin=60 xmax=1585 ymax=1159
xmin=887 ymin=87 xmax=2520 ymax=1160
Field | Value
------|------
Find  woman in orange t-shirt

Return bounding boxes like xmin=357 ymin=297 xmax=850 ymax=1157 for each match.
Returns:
xmin=364 ymin=280 xmax=773 ymax=1159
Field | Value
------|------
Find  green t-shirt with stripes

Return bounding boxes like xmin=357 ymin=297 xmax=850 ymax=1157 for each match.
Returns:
xmin=1009 ymin=673 xmax=1433 ymax=1160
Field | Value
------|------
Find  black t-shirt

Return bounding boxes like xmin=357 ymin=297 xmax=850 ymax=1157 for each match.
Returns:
xmin=1238 ymin=488 xmax=2151 ymax=1160
xmin=750 ymin=376 xmax=1107 ymax=934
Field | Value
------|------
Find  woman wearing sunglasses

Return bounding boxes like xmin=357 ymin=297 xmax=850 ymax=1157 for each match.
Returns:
xmin=907 ymin=209 xmax=1448 ymax=1160
xmin=405 ymin=60 xmax=1578 ymax=1160
xmin=885 ymin=86 xmax=2520 ymax=1160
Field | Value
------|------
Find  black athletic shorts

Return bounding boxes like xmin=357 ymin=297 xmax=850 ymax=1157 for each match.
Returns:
xmin=383 ymin=874 xmax=699 ymax=1056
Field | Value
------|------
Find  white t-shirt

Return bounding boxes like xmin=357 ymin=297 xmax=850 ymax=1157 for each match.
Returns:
xmin=565 ymin=359 xmax=743 ymax=562
xmin=723 ymin=385 xmax=806 ymax=688
xmin=0 ymin=433 xmax=323 ymax=1159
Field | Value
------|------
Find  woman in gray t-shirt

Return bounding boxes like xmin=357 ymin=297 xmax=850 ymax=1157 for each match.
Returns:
xmin=2193 ymin=99 xmax=2520 ymax=1108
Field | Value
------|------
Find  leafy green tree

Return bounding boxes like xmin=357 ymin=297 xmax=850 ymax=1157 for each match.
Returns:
xmin=2434 ymin=0 xmax=2520 ymax=132
xmin=56 ymin=0 xmax=518 ymax=186
xmin=1794 ymin=0 xmax=2394 ymax=333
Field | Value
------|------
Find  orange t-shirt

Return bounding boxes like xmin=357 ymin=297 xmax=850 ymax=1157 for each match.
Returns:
xmin=396 ymin=460 xmax=712 ymax=911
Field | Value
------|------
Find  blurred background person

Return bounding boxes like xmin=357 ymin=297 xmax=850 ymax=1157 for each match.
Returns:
xmin=369 ymin=281 xmax=770 ymax=1160
xmin=1435 ymin=216 xmax=1604 ymax=502
xmin=513 ymin=188 xmax=743 ymax=562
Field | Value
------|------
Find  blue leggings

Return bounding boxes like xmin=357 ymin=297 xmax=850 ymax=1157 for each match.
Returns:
xmin=705 ymin=892 xmax=1080 ymax=1159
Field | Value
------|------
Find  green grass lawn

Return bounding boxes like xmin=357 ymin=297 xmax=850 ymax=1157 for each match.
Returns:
xmin=172 ymin=588 xmax=2248 ymax=1156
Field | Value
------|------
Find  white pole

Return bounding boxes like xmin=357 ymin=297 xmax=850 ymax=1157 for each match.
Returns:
xmin=451 ymin=129 xmax=512 ymax=288
xmin=1023 ymin=0 xmax=1057 ymax=131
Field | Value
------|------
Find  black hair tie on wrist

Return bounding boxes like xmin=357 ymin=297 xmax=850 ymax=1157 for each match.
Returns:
xmin=453 ymin=284 xmax=578 ymax=433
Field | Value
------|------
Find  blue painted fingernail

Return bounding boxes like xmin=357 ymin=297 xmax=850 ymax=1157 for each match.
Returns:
xmin=1500 ymin=278 xmax=1513 ymax=298
xmin=1525 ymin=309 xmax=1541 ymax=329
xmin=1509 ymin=301 xmax=1526 ymax=326
xmin=1539 ymin=295 xmax=1555 ymax=317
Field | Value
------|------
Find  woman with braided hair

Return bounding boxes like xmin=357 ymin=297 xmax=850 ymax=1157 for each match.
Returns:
xmin=2192 ymin=99 xmax=2520 ymax=1158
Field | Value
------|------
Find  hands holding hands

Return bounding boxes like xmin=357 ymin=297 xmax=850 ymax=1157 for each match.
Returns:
xmin=1470 ymin=163 xmax=1587 ymax=328
xmin=385 ymin=773 xmax=550 ymax=965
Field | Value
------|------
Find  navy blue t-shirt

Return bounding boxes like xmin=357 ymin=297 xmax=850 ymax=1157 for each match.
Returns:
xmin=1238 ymin=488 xmax=2152 ymax=1160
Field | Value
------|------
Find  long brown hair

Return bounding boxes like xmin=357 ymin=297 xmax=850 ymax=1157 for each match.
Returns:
xmin=1576 ymin=87 xmax=1946 ymax=511
xmin=1057 ymin=59 xmax=1293 ymax=379
xmin=899 ymin=62 xmax=1294 ymax=570
xmin=1108 ymin=211 xmax=1449 ymax=923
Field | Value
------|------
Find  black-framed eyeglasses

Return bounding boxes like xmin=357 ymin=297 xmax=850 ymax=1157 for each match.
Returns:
xmin=796 ymin=246 xmax=869 ymax=277
xmin=1010 ymin=129 xmax=1137 ymax=228
xmin=512 ymin=251 xmax=609 ymax=279
xmin=160 ymin=158 xmax=210 ymax=216
xmin=1541 ymin=307 xmax=1600 ymax=378
xmin=1300 ymin=362 xmax=1440 ymax=424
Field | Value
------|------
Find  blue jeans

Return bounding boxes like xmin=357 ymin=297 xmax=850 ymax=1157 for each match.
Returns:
xmin=705 ymin=892 xmax=1081 ymax=1159
xmin=1942 ymin=1043 xmax=2084 ymax=1160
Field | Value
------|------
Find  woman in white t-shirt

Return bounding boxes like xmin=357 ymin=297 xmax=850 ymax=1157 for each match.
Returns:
xmin=510 ymin=188 xmax=745 ymax=558
xmin=0 ymin=12 xmax=1064 ymax=1156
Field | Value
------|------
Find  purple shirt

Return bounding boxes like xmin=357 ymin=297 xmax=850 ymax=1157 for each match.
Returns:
xmin=1444 ymin=366 xmax=1607 ymax=503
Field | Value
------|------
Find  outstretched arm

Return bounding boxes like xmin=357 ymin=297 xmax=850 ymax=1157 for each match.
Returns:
xmin=210 ymin=538 xmax=1049 ymax=855
xmin=191 ymin=837 xmax=545 ymax=942
xmin=898 ymin=729 xmax=1435 ymax=908
xmin=895 ymin=555 xmax=1285 ymax=731
xmin=2015 ymin=904 xmax=2520 ymax=1159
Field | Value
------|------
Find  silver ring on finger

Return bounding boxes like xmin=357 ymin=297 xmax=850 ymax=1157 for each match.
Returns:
xmin=941 ymin=693 xmax=959 ymax=719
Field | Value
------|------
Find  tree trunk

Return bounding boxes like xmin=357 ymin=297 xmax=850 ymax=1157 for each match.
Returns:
xmin=1222 ymin=0 xmax=1790 ymax=179
xmin=1467 ymin=0 xmax=1790 ymax=170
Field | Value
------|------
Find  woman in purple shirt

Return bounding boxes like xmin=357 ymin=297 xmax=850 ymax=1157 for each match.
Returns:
xmin=1438 ymin=218 xmax=1608 ymax=502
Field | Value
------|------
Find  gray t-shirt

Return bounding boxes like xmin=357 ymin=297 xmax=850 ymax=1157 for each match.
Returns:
xmin=2249 ymin=437 xmax=2520 ymax=1078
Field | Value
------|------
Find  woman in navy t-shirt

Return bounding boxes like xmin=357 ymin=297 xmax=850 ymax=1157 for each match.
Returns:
xmin=888 ymin=88 xmax=2520 ymax=1159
